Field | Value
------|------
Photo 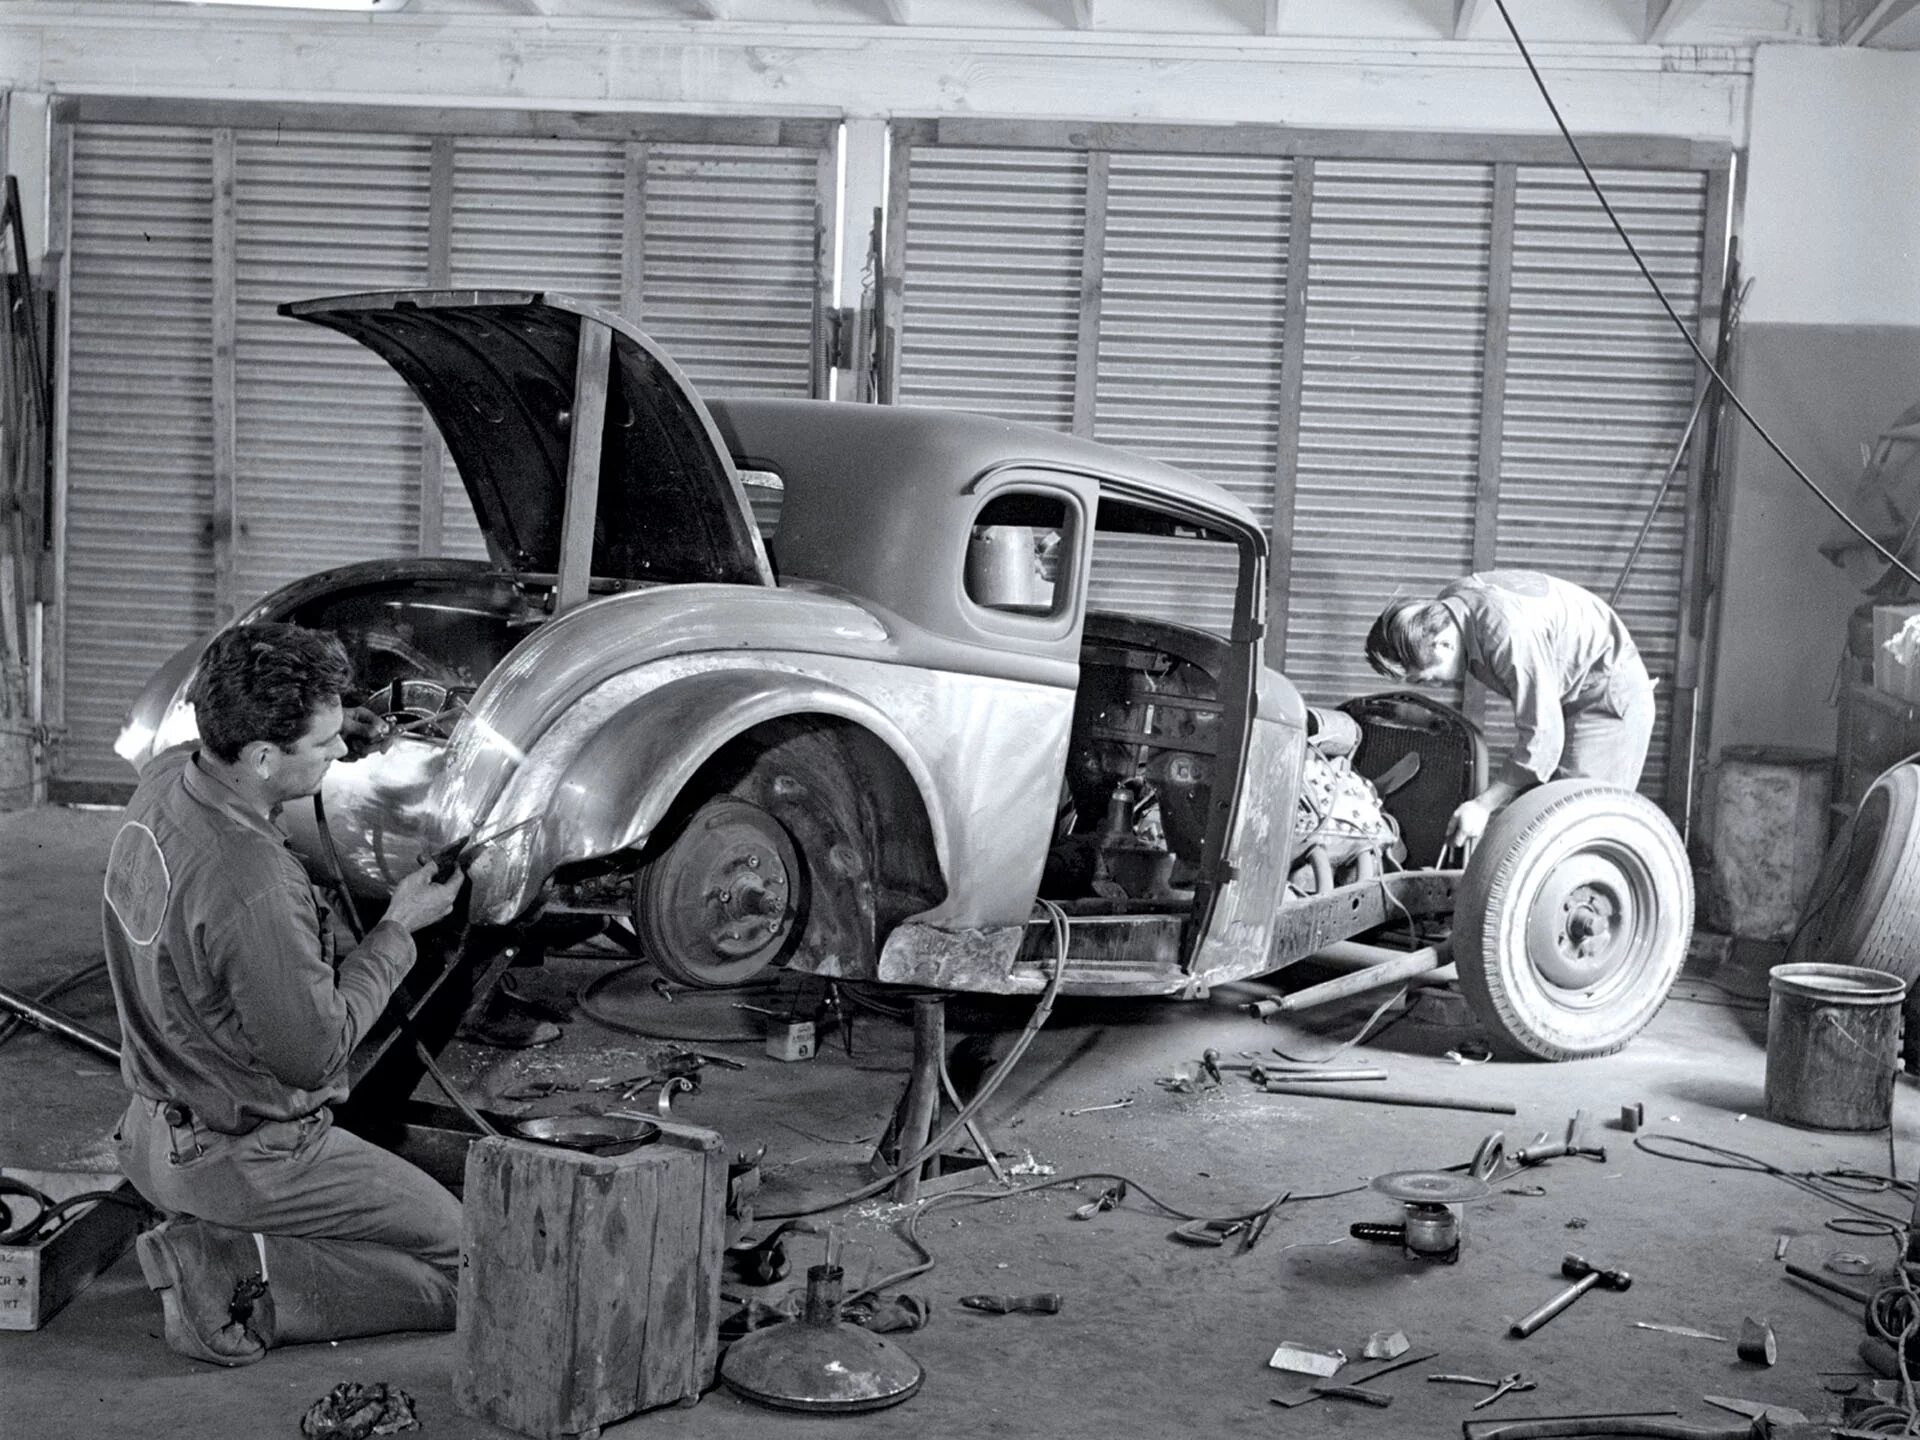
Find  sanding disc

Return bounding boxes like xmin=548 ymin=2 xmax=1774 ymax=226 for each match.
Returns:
xmin=1371 ymin=1170 xmax=1491 ymax=1205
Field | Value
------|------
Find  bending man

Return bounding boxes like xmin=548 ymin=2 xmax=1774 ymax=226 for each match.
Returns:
xmin=104 ymin=623 xmax=464 ymax=1366
xmin=1364 ymin=569 xmax=1655 ymax=848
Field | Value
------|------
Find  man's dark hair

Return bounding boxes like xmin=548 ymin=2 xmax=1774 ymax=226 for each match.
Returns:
xmin=1364 ymin=597 xmax=1454 ymax=681
xmin=187 ymin=623 xmax=352 ymax=763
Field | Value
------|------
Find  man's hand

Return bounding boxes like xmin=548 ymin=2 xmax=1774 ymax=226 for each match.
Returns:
xmin=340 ymin=706 xmax=393 ymax=761
xmin=1446 ymin=798 xmax=1493 ymax=850
xmin=381 ymin=861 xmax=465 ymax=933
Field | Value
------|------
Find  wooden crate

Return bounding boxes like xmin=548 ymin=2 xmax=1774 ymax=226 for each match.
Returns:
xmin=0 ymin=1170 xmax=144 ymax=1331
xmin=454 ymin=1122 xmax=726 ymax=1440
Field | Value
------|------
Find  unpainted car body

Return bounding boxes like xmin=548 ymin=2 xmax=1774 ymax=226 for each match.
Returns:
xmin=120 ymin=291 xmax=1687 ymax=1057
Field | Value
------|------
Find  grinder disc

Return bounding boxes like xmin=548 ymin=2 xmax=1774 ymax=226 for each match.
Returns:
xmin=1371 ymin=1170 xmax=1491 ymax=1205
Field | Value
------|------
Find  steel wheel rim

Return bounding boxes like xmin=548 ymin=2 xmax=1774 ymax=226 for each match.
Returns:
xmin=1521 ymin=839 xmax=1660 ymax=1006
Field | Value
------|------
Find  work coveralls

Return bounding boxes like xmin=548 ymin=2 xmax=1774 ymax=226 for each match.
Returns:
xmin=1438 ymin=570 xmax=1655 ymax=791
xmin=102 ymin=747 xmax=459 ymax=1343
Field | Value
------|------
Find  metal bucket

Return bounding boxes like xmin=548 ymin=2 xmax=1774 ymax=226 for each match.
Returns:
xmin=1764 ymin=963 xmax=1906 ymax=1131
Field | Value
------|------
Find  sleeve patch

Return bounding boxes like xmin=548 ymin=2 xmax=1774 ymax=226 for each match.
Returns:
xmin=105 ymin=822 xmax=171 ymax=946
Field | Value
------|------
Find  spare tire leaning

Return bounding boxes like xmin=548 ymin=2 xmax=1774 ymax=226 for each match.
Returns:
xmin=1786 ymin=762 xmax=1920 ymax=984
xmin=1454 ymin=779 xmax=1693 ymax=1061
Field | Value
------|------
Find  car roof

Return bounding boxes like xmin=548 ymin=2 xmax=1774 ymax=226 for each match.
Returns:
xmin=707 ymin=397 xmax=1259 ymax=530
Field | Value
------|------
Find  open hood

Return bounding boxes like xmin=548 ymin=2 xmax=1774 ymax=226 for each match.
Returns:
xmin=281 ymin=290 xmax=772 ymax=588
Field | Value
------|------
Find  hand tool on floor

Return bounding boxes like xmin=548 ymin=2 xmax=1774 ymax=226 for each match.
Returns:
xmin=1511 ymin=1110 xmax=1607 ymax=1167
xmin=958 ymin=1293 xmax=1061 ymax=1315
xmin=1430 ymin=1372 xmax=1538 ymax=1410
xmin=1267 ymin=1349 xmax=1438 ymax=1410
xmin=1510 ymin=1254 xmax=1631 ymax=1337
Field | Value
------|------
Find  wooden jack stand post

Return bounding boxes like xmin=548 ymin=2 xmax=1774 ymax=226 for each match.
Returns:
xmin=870 ymin=993 xmax=1007 ymax=1203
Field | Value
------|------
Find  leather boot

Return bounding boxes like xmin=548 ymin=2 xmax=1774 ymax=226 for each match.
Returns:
xmin=135 ymin=1218 xmax=274 ymax=1367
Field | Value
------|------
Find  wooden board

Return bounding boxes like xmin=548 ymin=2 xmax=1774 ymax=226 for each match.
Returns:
xmin=454 ymin=1122 xmax=725 ymax=1439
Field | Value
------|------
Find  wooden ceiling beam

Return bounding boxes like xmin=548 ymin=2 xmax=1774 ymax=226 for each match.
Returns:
xmin=881 ymin=0 xmax=911 ymax=22
xmin=1264 ymin=0 xmax=1286 ymax=36
xmin=1452 ymin=0 xmax=1487 ymax=39
xmin=1644 ymin=0 xmax=1710 ymax=42
xmin=1068 ymin=0 xmax=1095 ymax=28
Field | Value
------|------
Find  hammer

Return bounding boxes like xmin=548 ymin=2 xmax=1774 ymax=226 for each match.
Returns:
xmin=1511 ymin=1109 xmax=1608 ymax=1167
xmin=1510 ymin=1253 xmax=1631 ymax=1337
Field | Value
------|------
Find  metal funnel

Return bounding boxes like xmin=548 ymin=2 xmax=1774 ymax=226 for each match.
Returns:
xmin=719 ymin=1264 xmax=924 ymax=1413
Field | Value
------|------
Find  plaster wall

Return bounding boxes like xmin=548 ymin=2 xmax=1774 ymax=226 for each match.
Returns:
xmin=1706 ymin=47 xmax=1920 ymax=769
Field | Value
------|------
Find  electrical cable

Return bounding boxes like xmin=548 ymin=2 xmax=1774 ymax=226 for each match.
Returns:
xmin=311 ymin=791 xmax=366 ymax=940
xmin=1491 ymin=0 xmax=1920 ymax=591
xmin=1633 ymin=1132 xmax=1908 ymax=1225
xmin=0 ymin=1178 xmax=146 ymax=1246
xmin=576 ymin=963 xmax=766 ymax=1044
xmin=757 ymin=898 xmax=1075 ymax=1223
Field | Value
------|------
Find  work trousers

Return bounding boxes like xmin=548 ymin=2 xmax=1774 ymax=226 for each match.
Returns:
xmin=117 ymin=1095 xmax=460 ymax=1342
xmin=1556 ymin=650 xmax=1656 ymax=791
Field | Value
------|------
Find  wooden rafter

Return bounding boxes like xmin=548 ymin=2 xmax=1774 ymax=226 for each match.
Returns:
xmin=1452 ymin=0 xmax=1486 ymax=39
xmin=1842 ymin=0 xmax=1920 ymax=44
xmin=881 ymin=0 xmax=911 ymax=22
xmin=1264 ymin=0 xmax=1286 ymax=36
xmin=1644 ymin=0 xmax=1710 ymax=42
xmin=1068 ymin=0 xmax=1094 ymax=28
xmin=691 ymin=0 xmax=732 ymax=18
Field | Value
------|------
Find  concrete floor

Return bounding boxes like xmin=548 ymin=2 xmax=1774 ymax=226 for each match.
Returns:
xmin=2 ymin=802 xmax=1913 ymax=1438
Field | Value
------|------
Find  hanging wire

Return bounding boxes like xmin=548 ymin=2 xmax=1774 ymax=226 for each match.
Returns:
xmin=1492 ymin=0 xmax=1920 ymax=591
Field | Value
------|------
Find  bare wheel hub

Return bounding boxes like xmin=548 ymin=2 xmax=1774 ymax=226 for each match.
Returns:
xmin=637 ymin=796 xmax=802 ymax=986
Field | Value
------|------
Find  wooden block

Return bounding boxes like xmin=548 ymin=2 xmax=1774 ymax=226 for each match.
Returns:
xmin=0 ymin=1170 xmax=145 ymax=1332
xmin=453 ymin=1121 xmax=725 ymax=1440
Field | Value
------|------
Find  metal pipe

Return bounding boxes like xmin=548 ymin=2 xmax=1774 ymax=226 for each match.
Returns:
xmin=0 ymin=980 xmax=121 ymax=1064
xmin=1247 ymin=945 xmax=1453 ymax=1016
xmin=1262 ymin=1082 xmax=1515 ymax=1116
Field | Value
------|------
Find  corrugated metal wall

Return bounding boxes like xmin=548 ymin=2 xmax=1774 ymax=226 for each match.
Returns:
xmin=1088 ymin=153 xmax=1291 ymax=637
xmin=63 ymin=127 xmax=216 ymax=793
xmin=234 ymin=131 xmax=434 ymax=603
xmin=1481 ymin=167 xmax=1707 ymax=795
xmin=888 ymin=127 xmax=1723 ymax=806
xmin=1283 ymin=159 xmax=1492 ymax=707
xmin=57 ymin=114 xmax=834 ymax=789
xmin=896 ymin=147 xmax=1087 ymax=428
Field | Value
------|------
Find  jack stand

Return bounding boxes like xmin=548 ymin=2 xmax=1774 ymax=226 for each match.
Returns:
xmin=869 ymin=994 xmax=1008 ymax=1202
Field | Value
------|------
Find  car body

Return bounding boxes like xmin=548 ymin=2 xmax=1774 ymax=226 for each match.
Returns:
xmin=120 ymin=290 xmax=1687 ymax=1060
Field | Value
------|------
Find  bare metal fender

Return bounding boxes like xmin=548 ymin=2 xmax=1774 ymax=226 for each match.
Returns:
xmin=465 ymin=662 xmax=952 ymax=924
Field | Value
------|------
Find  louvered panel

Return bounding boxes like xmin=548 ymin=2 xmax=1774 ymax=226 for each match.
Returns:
xmin=63 ymin=127 xmax=217 ymax=783
xmin=443 ymin=136 xmax=628 ymax=560
xmin=1087 ymin=534 xmax=1240 ymax=638
xmin=232 ymin=131 xmax=432 ymax=607
xmin=1282 ymin=160 xmax=1494 ymax=711
xmin=1483 ymin=167 xmax=1708 ymax=798
xmin=449 ymin=137 xmax=625 ymax=304
xmin=896 ymin=147 xmax=1086 ymax=427
xmin=1088 ymin=154 xmax=1289 ymax=637
xmin=640 ymin=144 xmax=820 ymax=398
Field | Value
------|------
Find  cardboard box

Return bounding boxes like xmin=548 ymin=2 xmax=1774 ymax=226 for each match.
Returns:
xmin=1873 ymin=603 xmax=1920 ymax=702
xmin=0 ymin=1170 xmax=145 ymax=1331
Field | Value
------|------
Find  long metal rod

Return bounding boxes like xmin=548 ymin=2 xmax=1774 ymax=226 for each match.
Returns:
xmin=0 ymin=980 xmax=120 ymax=1063
xmin=1263 ymin=1082 xmax=1515 ymax=1115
